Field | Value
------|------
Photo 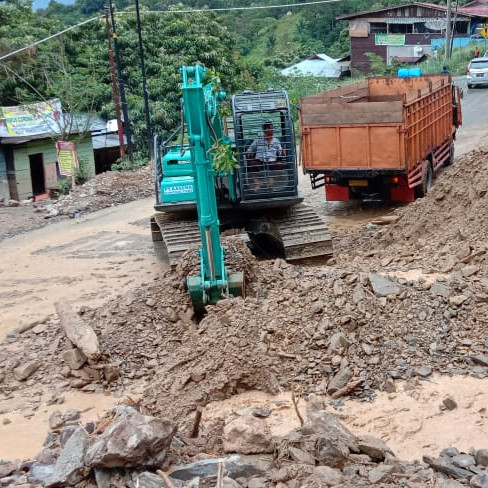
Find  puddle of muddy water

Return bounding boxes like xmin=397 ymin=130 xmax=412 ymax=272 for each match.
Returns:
xmin=386 ymin=269 xmax=447 ymax=286
xmin=203 ymin=375 xmax=488 ymax=463
xmin=0 ymin=391 xmax=118 ymax=460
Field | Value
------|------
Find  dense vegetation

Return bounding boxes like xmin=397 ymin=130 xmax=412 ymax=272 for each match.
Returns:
xmin=0 ymin=0 xmax=474 ymax=156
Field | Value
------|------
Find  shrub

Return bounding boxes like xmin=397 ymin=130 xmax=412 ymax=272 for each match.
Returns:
xmin=111 ymin=152 xmax=148 ymax=171
xmin=75 ymin=157 xmax=91 ymax=185
xmin=57 ymin=177 xmax=72 ymax=195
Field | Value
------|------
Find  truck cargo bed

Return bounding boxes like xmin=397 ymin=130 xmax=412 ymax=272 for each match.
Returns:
xmin=300 ymin=75 xmax=455 ymax=173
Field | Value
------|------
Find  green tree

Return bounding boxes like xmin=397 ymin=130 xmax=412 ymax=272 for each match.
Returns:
xmin=1 ymin=3 xmax=251 ymax=157
xmin=267 ymin=32 xmax=277 ymax=54
xmin=0 ymin=2 xmax=61 ymax=104
xmin=104 ymin=6 xmax=250 ymax=153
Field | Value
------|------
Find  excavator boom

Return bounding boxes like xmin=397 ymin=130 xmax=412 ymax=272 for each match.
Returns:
xmin=179 ymin=66 xmax=244 ymax=310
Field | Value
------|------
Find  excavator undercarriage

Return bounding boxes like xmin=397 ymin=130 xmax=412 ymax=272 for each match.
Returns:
xmin=151 ymin=203 xmax=332 ymax=267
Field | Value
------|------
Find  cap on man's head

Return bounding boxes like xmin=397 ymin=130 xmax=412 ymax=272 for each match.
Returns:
xmin=262 ymin=120 xmax=273 ymax=130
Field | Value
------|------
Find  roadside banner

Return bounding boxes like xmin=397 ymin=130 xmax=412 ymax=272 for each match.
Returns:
xmin=0 ymin=100 xmax=62 ymax=138
xmin=56 ymin=141 xmax=79 ymax=177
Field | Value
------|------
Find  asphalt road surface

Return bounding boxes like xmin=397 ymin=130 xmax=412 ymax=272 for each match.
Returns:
xmin=453 ymin=74 xmax=488 ymax=155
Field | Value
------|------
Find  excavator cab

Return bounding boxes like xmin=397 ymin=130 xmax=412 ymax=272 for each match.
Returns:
xmin=232 ymin=90 xmax=299 ymax=202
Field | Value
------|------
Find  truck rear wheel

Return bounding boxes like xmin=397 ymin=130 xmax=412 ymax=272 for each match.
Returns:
xmin=415 ymin=162 xmax=432 ymax=198
xmin=444 ymin=143 xmax=454 ymax=166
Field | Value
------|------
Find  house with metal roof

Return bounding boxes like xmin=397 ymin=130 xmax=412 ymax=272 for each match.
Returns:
xmin=281 ymin=54 xmax=350 ymax=78
xmin=337 ymin=2 xmax=484 ymax=73
xmin=0 ymin=100 xmax=125 ymax=202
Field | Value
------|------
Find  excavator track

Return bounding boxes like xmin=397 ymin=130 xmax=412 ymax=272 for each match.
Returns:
xmin=271 ymin=204 xmax=333 ymax=262
xmin=151 ymin=203 xmax=332 ymax=267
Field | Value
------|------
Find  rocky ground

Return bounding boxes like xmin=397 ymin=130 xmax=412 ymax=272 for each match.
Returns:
xmin=1 ymin=150 xmax=488 ymax=486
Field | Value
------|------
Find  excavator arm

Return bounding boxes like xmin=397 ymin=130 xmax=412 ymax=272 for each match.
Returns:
xmin=180 ymin=65 xmax=244 ymax=310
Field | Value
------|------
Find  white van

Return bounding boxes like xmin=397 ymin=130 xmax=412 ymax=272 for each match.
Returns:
xmin=467 ymin=57 xmax=488 ymax=88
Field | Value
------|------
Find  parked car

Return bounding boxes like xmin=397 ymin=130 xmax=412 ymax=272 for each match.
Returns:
xmin=466 ymin=57 xmax=488 ymax=88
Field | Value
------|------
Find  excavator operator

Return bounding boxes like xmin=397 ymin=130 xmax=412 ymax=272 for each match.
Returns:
xmin=246 ymin=121 xmax=285 ymax=190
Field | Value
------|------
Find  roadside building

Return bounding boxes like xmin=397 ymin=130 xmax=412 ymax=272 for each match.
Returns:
xmin=91 ymin=119 xmax=127 ymax=174
xmin=0 ymin=100 xmax=125 ymax=202
xmin=281 ymin=54 xmax=351 ymax=78
xmin=0 ymin=100 xmax=96 ymax=201
xmin=0 ymin=133 xmax=95 ymax=202
xmin=337 ymin=1 xmax=488 ymax=74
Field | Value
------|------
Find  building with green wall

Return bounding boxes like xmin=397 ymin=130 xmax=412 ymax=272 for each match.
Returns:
xmin=0 ymin=147 xmax=8 ymax=202
xmin=0 ymin=134 xmax=95 ymax=201
xmin=0 ymin=100 xmax=103 ymax=202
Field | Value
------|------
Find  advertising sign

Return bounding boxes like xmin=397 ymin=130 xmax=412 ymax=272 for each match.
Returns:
xmin=375 ymin=34 xmax=406 ymax=46
xmin=56 ymin=141 xmax=78 ymax=177
xmin=0 ymin=100 xmax=62 ymax=138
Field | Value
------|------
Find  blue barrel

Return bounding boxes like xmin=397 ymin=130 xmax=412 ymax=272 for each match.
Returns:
xmin=397 ymin=67 xmax=421 ymax=78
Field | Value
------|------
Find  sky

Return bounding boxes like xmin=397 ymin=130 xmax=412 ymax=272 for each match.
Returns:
xmin=32 ymin=0 xmax=74 ymax=10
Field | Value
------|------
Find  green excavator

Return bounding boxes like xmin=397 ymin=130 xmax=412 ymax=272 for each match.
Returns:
xmin=151 ymin=65 xmax=332 ymax=310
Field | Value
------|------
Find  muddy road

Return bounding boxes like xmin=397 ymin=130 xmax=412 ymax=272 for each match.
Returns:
xmin=0 ymin=199 xmax=164 ymax=342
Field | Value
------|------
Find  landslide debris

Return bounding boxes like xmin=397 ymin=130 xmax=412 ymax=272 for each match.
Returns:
xmin=3 ymin=396 xmax=488 ymax=487
xmin=51 ymin=164 xmax=153 ymax=216
xmin=2 ymin=232 xmax=488 ymax=428
xmin=336 ymin=148 xmax=488 ymax=273
xmin=2 ymin=148 xmax=488 ymax=485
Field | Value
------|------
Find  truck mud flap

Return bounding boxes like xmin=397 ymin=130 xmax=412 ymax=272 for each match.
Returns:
xmin=325 ymin=185 xmax=349 ymax=201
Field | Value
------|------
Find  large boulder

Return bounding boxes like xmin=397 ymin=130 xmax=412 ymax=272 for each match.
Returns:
xmin=301 ymin=410 xmax=358 ymax=454
xmin=299 ymin=410 xmax=359 ymax=469
xmin=85 ymin=406 xmax=175 ymax=468
xmin=356 ymin=434 xmax=395 ymax=461
xmin=169 ymin=454 xmax=269 ymax=481
xmin=223 ymin=415 xmax=274 ymax=454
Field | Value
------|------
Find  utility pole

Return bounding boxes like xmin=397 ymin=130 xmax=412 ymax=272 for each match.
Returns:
xmin=445 ymin=0 xmax=452 ymax=61
xmin=450 ymin=0 xmax=460 ymax=58
xmin=104 ymin=7 xmax=125 ymax=159
xmin=134 ymin=0 xmax=153 ymax=160
xmin=108 ymin=0 xmax=134 ymax=161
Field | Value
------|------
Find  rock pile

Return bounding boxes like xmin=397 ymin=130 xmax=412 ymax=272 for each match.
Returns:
xmin=336 ymin=148 xmax=488 ymax=274
xmin=2 ymin=397 xmax=488 ymax=487
xmin=2 ymin=233 xmax=488 ymax=427
xmin=50 ymin=165 xmax=153 ymax=217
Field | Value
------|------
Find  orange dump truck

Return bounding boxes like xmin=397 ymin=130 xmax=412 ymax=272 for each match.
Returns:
xmin=299 ymin=75 xmax=462 ymax=202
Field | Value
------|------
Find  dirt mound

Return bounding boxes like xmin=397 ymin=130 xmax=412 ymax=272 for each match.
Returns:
xmin=3 ymin=232 xmax=488 ymax=436
xmin=52 ymin=164 xmax=153 ymax=216
xmin=378 ymin=149 xmax=488 ymax=269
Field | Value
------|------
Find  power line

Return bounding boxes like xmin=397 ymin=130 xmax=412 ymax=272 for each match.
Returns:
xmin=144 ymin=0 xmax=346 ymax=15
xmin=0 ymin=0 xmax=348 ymax=61
xmin=0 ymin=15 xmax=102 ymax=62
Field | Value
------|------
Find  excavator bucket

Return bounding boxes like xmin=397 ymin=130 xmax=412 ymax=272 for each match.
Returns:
xmin=187 ymin=270 xmax=245 ymax=312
